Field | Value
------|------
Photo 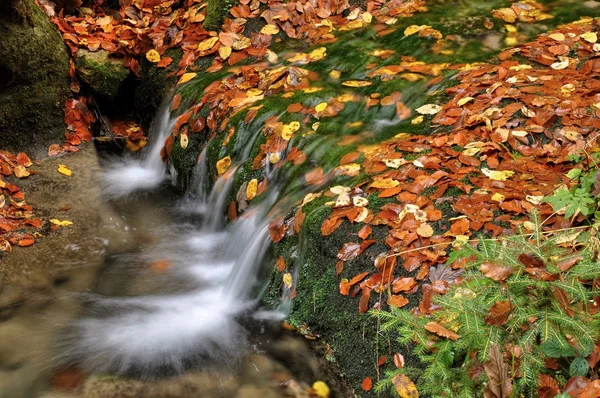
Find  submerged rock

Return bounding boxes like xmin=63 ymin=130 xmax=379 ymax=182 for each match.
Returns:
xmin=0 ymin=0 xmax=70 ymax=155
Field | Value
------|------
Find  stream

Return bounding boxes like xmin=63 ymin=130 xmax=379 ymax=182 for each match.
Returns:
xmin=0 ymin=107 xmax=344 ymax=397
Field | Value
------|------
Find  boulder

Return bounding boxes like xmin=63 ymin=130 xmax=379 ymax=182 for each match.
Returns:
xmin=0 ymin=0 xmax=70 ymax=156
xmin=75 ymin=49 xmax=129 ymax=100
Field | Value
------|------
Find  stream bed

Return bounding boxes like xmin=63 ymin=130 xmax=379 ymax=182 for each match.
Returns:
xmin=0 ymin=145 xmax=347 ymax=398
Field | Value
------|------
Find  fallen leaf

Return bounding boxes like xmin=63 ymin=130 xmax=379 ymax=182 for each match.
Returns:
xmin=424 ymin=321 xmax=460 ymax=340
xmin=216 ymin=156 xmax=231 ymax=175
xmin=57 ymin=164 xmax=72 ymax=176
xmin=392 ymin=374 xmax=419 ymax=398
xmin=486 ymin=301 xmax=512 ymax=326
xmin=483 ymin=343 xmax=513 ymax=398
xmin=50 ymin=219 xmax=73 ymax=226
xmin=361 ymin=377 xmax=373 ymax=391
xmin=415 ymin=104 xmax=442 ymax=115
xmin=145 ymin=49 xmax=160 ymax=63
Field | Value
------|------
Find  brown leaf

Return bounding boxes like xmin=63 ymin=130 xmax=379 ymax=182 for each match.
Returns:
xmin=387 ymin=294 xmax=409 ymax=308
xmin=424 ymin=322 xmax=460 ymax=341
xmin=553 ymin=287 xmax=575 ymax=317
xmin=480 ymin=262 xmax=514 ymax=282
xmin=392 ymin=374 xmax=419 ymax=398
xmin=483 ymin=343 xmax=513 ymax=398
xmin=359 ymin=287 xmax=371 ymax=314
xmin=518 ymin=253 xmax=545 ymax=268
xmin=394 ymin=353 xmax=405 ymax=368
xmin=486 ymin=301 xmax=512 ymax=326
xmin=337 ymin=242 xmax=361 ymax=261
xmin=538 ymin=374 xmax=560 ymax=398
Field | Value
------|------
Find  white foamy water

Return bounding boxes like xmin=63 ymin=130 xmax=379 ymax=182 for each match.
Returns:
xmin=101 ymin=100 xmax=175 ymax=199
xmin=63 ymin=160 xmax=280 ymax=376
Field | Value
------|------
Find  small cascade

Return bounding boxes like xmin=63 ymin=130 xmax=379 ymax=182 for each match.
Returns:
xmin=101 ymin=99 xmax=175 ymax=198
xmin=61 ymin=107 xmax=284 ymax=376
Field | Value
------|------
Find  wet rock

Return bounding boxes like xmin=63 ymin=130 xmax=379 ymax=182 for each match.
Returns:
xmin=266 ymin=336 xmax=320 ymax=382
xmin=75 ymin=49 xmax=130 ymax=100
xmin=235 ymin=385 xmax=280 ymax=398
xmin=0 ymin=0 xmax=70 ymax=155
xmin=82 ymin=372 xmax=239 ymax=398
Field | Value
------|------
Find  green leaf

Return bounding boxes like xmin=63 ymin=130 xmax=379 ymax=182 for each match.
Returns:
xmin=566 ymin=169 xmax=582 ymax=179
xmin=569 ymin=357 xmax=589 ymax=377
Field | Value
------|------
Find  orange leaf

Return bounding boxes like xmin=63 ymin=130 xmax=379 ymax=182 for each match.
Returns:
xmin=361 ymin=377 xmax=373 ymax=391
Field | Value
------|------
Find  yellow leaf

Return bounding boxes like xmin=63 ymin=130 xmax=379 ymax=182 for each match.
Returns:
xmin=246 ymin=179 xmax=258 ymax=200
xmin=50 ymin=219 xmax=73 ymax=226
xmin=232 ymin=36 xmax=251 ymax=50
xmin=462 ymin=147 xmax=480 ymax=157
xmin=457 ymin=96 xmax=474 ymax=106
xmin=371 ymin=178 xmax=399 ymax=189
xmin=581 ymin=32 xmax=597 ymax=43
xmin=218 ymin=45 xmax=232 ymax=60
xmin=342 ymin=80 xmax=372 ymax=87
xmin=216 ymin=156 xmax=231 ymax=175
xmin=145 ymin=49 xmax=161 ymax=63
xmin=548 ymin=32 xmax=565 ymax=41
xmin=415 ymin=104 xmax=442 ymax=115
xmin=362 ymin=11 xmax=372 ymax=23
xmin=416 ymin=223 xmax=434 ymax=238
xmin=180 ymin=133 xmax=188 ymax=149
xmin=283 ymin=273 xmax=293 ymax=288
xmin=491 ymin=192 xmax=505 ymax=202
xmin=268 ymin=152 xmax=281 ymax=164
xmin=404 ymin=25 xmax=424 ymax=36
xmin=481 ymin=168 xmax=514 ymax=181
xmin=411 ymin=115 xmax=424 ymax=125
xmin=315 ymin=102 xmax=328 ymax=112
xmin=392 ymin=374 xmax=419 ymax=398
xmin=312 ymin=381 xmax=331 ymax=398
xmin=177 ymin=73 xmax=197 ymax=85
xmin=288 ymin=121 xmax=300 ymax=131
xmin=57 ymin=164 xmax=72 ymax=176
xmin=329 ymin=70 xmax=341 ymax=79
xmin=197 ymin=36 xmax=219 ymax=52
xmin=13 ymin=165 xmax=30 ymax=178
xmin=308 ymin=47 xmax=327 ymax=61
xmin=260 ymin=24 xmax=279 ymax=35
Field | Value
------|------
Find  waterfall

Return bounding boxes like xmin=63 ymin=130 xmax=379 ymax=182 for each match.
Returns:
xmin=100 ymin=99 xmax=175 ymax=199
xmin=61 ymin=105 xmax=283 ymax=376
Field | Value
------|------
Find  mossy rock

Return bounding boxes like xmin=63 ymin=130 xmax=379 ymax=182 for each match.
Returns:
xmin=75 ymin=49 xmax=130 ymax=100
xmin=0 ymin=0 xmax=70 ymax=156
xmin=135 ymin=48 xmax=182 ymax=124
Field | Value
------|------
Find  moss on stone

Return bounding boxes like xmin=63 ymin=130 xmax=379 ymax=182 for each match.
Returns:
xmin=135 ymin=48 xmax=183 ymax=124
xmin=0 ymin=0 xmax=70 ymax=155
xmin=75 ymin=49 xmax=130 ymax=100
xmin=203 ymin=0 xmax=235 ymax=32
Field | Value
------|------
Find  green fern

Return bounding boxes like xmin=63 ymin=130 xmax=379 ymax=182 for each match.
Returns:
xmin=372 ymin=215 xmax=600 ymax=397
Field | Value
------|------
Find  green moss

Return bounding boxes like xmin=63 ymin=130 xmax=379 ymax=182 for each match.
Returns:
xmin=75 ymin=49 xmax=130 ymax=99
xmin=170 ymin=132 xmax=206 ymax=191
xmin=203 ymin=0 xmax=236 ymax=32
xmin=136 ymin=48 xmax=183 ymax=123
xmin=0 ymin=0 xmax=70 ymax=155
